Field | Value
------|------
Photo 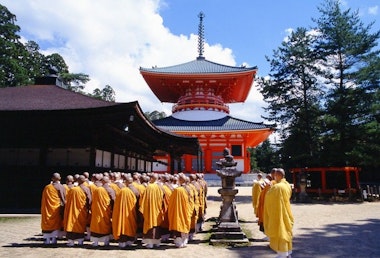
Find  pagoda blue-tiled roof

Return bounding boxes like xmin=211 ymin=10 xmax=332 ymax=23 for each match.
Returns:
xmin=152 ymin=115 xmax=273 ymax=132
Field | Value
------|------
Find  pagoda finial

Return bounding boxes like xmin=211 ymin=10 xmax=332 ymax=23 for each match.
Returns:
xmin=197 ymin=12 xmax=205 ymax=60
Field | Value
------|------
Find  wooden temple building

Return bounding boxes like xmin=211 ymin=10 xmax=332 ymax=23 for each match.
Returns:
xmin=0 ymin=74 xmax=200 ymax=210
xmin=140 ymin=13 xmax=274 ymax=174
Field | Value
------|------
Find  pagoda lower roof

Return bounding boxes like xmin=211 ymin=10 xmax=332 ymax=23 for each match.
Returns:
xmin=152 ymin=115 xmax=274 ymax=132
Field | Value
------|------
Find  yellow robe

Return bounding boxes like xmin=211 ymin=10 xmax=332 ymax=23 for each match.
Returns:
xmin=41 ymin=184 xmax=63 ymax=232
xmin=112 ymin=187 xmax=137 ymax=240
xmin=168 ymin=186 xmax=192 ymax=233
xmin=252 ymin=180 xmax=263 ymax=217
xmin=138 ymin=183 xmax=164 ymax=234
xmin=64 ymin=186 xmax=88 ymax=234
xmin=90 ymin=186 xmax=112 ymax=236
xmin=264 ymin=178 xmax=294 ymax=253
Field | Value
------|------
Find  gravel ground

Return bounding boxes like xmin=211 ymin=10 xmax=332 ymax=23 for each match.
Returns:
xmin=1 ymin=186 xmax=379 ymax=258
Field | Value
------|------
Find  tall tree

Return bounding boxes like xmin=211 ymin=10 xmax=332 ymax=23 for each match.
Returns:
xmin=257 ymin=27 xmax=323 ymax=168
xmin=0 ymin=4 xmax=28 ymax=87
xmin=314 ymin=0 xmax=380 ymax=166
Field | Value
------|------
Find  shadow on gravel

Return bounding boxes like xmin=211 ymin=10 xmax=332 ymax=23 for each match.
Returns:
xmin=222 ymin=218 xmax=380 ymax=258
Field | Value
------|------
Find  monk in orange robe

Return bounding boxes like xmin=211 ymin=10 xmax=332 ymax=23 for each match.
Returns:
xmin=188 ymin=174 xmax=200 ymax=240
xmin=90 ymin=176 xmax=115 ymax=247
xmin=64 ymin=175 xmax=91 ymax=246
xmin=112 ymin=181 xmax=137 ymax=248
xmin=196 ymin=173 xmax=207 ymax=231
xmin=264 ymin=168 xmax=294 ymax=258
xmin=168 ymin=174 xmax=192 ymax=248
xmin=160 ymin=174 xmax=174 ymax=242
xmin=132 ymin=173 xmax=145 ymax=236
xmin=138 ymin=173 xmax=164 ymax=248
xmin=257 ymin=168 xmax=277 ymax=234
xmin=41 ymin=172 xmax=66 ymax=244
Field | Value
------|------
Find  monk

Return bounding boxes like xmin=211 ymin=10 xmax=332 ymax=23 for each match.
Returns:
xmin=138 ymin=173 xmax=164 ymax=248
xmin=64 ymin=175 xmax=92 ymax=246
xmin=160 ymin=174 xmax=174 ymax=242
xmin=196 ymin=173 xmax=207 ymax=231
xmin=40 ymin=172 xmax=66 ymax=244
xmin=188 ymin=174 xmax=200 ymax=240
xmin=252 ymin=172 xmax=264 ymax=218
xmin=168 ymin=174 xmax=192 ymax=248
xmin=112 ymin=177 xmax=138 ymax=248
xmin=63 ymin=175 xmax=75 ymax=193
xmin=257 ymin=168 xmax=277 ymax=234
xmin=264 ymin=168 xmax=294 ymax=258
xmin=90 ymin=176 xmax=115 ymax=247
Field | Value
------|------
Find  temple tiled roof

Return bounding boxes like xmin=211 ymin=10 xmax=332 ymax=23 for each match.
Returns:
xmin=0 ymin=85 xmax=118 ymax=111
xmin=140 ymin=57 xmax=257 ymax=74
xmin=152 ymin=115 xmax=272 ymax=131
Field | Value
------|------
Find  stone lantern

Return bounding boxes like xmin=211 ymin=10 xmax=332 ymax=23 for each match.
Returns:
xmin=210 ymin=148 xmax=249 ymax=245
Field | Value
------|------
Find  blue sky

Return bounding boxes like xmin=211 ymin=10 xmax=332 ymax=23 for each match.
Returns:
xmin=2 ymin=0 xmax=379 ymax=122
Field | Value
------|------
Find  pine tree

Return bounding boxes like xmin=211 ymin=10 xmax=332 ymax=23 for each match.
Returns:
xmin=314 ymin=0 xmax=380 ymax=166
xmin=257 ymin=27 xmax=323 ymax=168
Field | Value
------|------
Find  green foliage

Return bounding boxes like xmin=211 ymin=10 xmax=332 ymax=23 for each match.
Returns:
xmin=144 ymin=110 xmax=167 ymax=121
xmin=91 ymin=85 xmax=116 ymax=102
xmin=257 ymin=0 xmax=380 ymax=173
xmin=0 ymin=4 xmax=92 ymax=92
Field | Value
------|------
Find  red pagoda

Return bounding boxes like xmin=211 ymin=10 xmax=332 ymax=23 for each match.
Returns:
xmin=140 ymin=12 xmax=274 ymax=174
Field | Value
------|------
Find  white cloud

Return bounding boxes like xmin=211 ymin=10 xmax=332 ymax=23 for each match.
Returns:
xmin=3 ymin=0 xmax=266 ymax=121
xmin=368 ymin=6 xmax=378 ymax=15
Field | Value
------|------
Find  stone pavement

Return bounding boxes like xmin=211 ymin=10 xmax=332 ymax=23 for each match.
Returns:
xmin=1 ymin=186 xmax=379 ymax=258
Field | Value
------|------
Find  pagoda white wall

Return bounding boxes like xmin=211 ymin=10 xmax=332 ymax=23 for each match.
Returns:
xmin=172 ymin=110 xmax=227 ymax=121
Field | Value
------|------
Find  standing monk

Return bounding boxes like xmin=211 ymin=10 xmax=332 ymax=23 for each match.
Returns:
xmin=64 ymin=175 xmax=92 ymax=246
xmin=112 ymin=177 xmax=138 ymax=248
xmin=168 ymin=174 xmax=192 ymax=248
xmin=139 ymin=173 xmax=165 ymax=248
xmin=252 ymin=172 xmax=264 ymax=218
xmin=40 ymin=172 xmax=66 ymax=244
xmin=160 ymin=174 xmax=173 ymax=242
xmin=90 ymin=176 xmax=115 ymax=247
xmin=264 ymin=168 xmax=294 ymax=258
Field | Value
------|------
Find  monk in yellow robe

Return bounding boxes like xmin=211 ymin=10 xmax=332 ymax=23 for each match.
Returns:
xmin=168 ymin=174 xmax=192 ymax=248
xmin=64 ymin=175 xmax=91 ymax=246
xmin=264 ymin=168 xmax=294 ymax=258
xmin=112 ymin=184 xmax=137 ymax=248
xmin=41 ymin=173 xmax=66 ymax=244
xmin=90 ymin=176 xmax=115 ymax=247
xmin=252 ymin=172 xmax=264 ymax=218
xmin=138 ymin=173 xmax=164 ymax=248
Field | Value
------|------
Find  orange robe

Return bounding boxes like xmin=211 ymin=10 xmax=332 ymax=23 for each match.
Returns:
xmin=138 ymin=183 xmax=164 ymax=234
xmin=264 ymin=178 xmax=294 ymax=253
xmin=168 ymin=185 xmax=192 ymax=234
xmin=161 ymin=184 xmax=173 ymax=233
xmin=188 ymin=183 xmax=199 ymax=232
xmin=64 ymin=186 xmax=89 ymax=236
xmin=112 ymin=187 xmax=137 ymax=241
xmin=90 ymin=186 xmax=112 ymax=236
xmin=41 ymin=184 xmax=63 ymax=232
